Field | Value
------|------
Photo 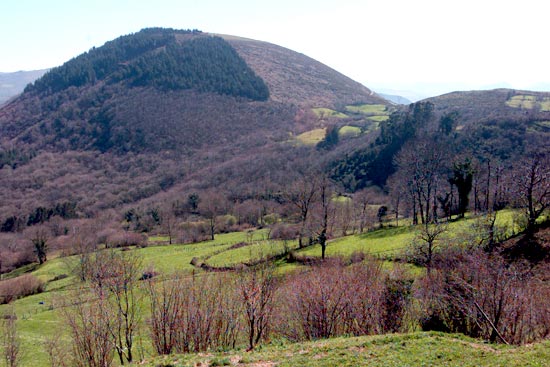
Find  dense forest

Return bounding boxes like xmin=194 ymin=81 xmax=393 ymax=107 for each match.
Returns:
xmin=25 ymin=28 xmax=269 ymax=101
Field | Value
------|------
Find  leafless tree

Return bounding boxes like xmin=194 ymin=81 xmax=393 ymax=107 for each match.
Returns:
xmin=514 ymin=154 xmax=549 ymax=233
xmin=283 ymin=173 xmax=318 ymax=248
xmin=236 ymin=263 xmax=277 ymax=351
xmin=62 ymin=287 xmax=114 ymax=367
xmin=2 ymin=308 xmax=20 ymax=367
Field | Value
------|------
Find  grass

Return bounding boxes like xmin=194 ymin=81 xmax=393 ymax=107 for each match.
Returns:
xmin=506 ymin=94 xmax=550 ymax=111
xmin=205 ymin=239 xmax=298 ymax=267
xmin=144 ymin=332 xmax=550 ymax=367
xmin=297 ymin=210 xmax=522 ymax=259
xmin=312 ymin=107 xmax=347 ymax=119
xmin=295 ymin=128 xmax=326 ymax=145
xmin=338 ymin=125 xmax=361 ymax=138
xmin=345 ymin=104 xmax=388 ymax=115
xmin=0 ymin=211 xmax=532 ymax=366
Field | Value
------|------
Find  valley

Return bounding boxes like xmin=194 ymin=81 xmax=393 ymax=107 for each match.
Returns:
xmin=0 ymin=28 xmax=548 ymax=367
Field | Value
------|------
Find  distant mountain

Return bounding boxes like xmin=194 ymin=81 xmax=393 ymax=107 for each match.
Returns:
xmin=0 ymin=28 xmax=390 ymax=221
xmin=0 ymin=69 xmax=48 ymax=105
xmin=378 ymin=93 xmax=411 ymax=105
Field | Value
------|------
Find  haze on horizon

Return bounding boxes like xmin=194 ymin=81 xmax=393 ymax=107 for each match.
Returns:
xmin=2 ymin=0 xmax=550 ymax=98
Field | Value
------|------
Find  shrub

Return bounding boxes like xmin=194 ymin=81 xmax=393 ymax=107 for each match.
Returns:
xmin=105 ymin=231 xmax=147 ymax=248
xmin=0 ymin=274 xmax=44 ymax=304
xmin=269 ymin=223 xmax=299 ymax=241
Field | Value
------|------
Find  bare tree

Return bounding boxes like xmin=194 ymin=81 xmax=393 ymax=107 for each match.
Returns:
xmin=62 ymin=288 xmax=114 ymax=367
xmin=395 ymin=139 xmax=447 ymax=225
xmin=90 ymin=250 xmax=143 ymax=365
xmin=514 ymin=154 xmax=549 ymax=233
xmin=414 ymin=223 xmax=448 ymax=275
xmin=237 ymin=263 xmax=277 ymax=351
xmin=2 ymin=308 xmax=20 ymax=367
xmin=199 ymin=191 xmax=229 ymax=240
xmin=284 ymin=173 xmax=318 ymax=248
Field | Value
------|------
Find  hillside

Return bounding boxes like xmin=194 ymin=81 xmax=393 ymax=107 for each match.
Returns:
xmin=329 ymin=89 xmax=550 ymax=190
xmin=223 ymin=34 xmax=387 ymax=108
xmin=0 ymin=28 xmax=390 ymax=221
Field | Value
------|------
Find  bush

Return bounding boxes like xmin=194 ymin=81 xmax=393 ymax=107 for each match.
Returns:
xmin=269 ymin=223 xmax=299 ymax=241
xmin=105 ymin=231 xmax=147 ymax=248
xmin=0 ymin=274 xmax=44 ymax=304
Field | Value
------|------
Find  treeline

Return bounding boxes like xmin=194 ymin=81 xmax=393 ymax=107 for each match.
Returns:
xmin=24 ymin=28 xmax=269 ymax=101
xmin=1 ymin=202 xmax=78 ymax=232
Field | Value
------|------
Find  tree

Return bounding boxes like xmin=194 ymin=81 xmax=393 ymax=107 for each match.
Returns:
xmin=187 ymin=193 xmax=200 ymax=214
xmin=30 ymin=227 xmax=48 ymax=265
xmin=514 ymin=154 xmax=549 ymax=233
xmin=2 ymin=308 xmax=20 ymax=367
xmin=414 ymin=223 xmax=447 ymax=275
xmin=284 ymin=173 xmax=318 ymax=248
xmin=237 ymin=263 xmax=277 ymax=351
xmin=316 ymin=177 xmax=333 ymax=259
xmin=89 ymin=250 xmax=143 ymax=365
xmin=199 ymin=191 xmax=228 ymax=241
xmin=316 ymin=125 xmax=339 ymax=150
xmin=395 ymin=138 xmax=447 ymax=225
xmin=449 ymin=158 xmax=474 ymax=218
xmin=62 ymin=287 xmax=114 ymax=367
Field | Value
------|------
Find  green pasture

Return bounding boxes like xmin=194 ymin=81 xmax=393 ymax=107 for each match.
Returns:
xmin=345 ymin=104 xmax=388 ymax=115
xmin=145 ymin=332 xmax=550 ymax=367
xmin=312 ymin=107 xmax=347 ymax=119
xmin=338 ymin=125 xmax=361 ymax=138
xmin=295 ymin=128 xmax=326 ymax=145
xmin=506 ymin=94 xmax=550 ymax=111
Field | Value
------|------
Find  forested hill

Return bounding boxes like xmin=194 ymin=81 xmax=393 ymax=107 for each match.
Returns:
xmin=25 ymin=28 xmax=269 ymax=101
xmin=0 ymin=27 xmax=390 ymax=219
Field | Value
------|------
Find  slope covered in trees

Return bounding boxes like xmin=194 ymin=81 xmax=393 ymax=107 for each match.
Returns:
xmin=25 ymin=28 xmax=269 ymax=101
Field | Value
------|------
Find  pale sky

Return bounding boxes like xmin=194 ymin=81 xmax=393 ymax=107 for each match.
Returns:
xmin=2 ymin=0 xmax=550 ymax=96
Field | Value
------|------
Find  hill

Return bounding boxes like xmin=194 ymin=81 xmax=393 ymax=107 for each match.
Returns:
xmin=329 ymin=89 xmax=550 ymax=190
xmin=0 ymin=69 xmax=48 ymax=106
xmin=0 ymin=28 xmax=390 ymax=221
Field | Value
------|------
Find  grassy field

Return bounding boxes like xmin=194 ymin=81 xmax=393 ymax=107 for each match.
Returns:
xmin=0 ymin=211 xmax=533 ymax=366
xmin=295 ymin=128 xmax=326 ymax=145
xmin=145 ymin=332 xmax=550 ymax=367
xmin=297 ymin=210 xmax=521 ymax=259
xmin=338 ymin=125 xmax=361 ymax=138
xmin=506 ymin=94 xmax=550 ymax=111
xmin=312 ymin=107 xmax=348 ymax=119
xmin=345 ymin=104 xmax=388 ymax=115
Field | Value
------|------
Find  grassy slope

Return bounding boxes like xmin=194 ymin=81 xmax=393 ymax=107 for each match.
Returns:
xmin=146 ymin=332 xmax=550 ymax=367
xmin=0 ymin=211 xmax=532 ymax=366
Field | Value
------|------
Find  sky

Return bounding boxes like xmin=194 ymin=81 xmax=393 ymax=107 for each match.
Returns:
xmin=2 ymin=0 xmax=550 ymax=97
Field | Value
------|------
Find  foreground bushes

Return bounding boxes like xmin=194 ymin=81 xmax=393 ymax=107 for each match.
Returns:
xmin=415 ymin=248 xmax=550 ymax=345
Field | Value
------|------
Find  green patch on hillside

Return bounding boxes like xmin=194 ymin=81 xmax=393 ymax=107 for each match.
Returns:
xmin=298 ymin=210 xmax=522 ymax=260
xmin=145 ymin=332 xmax=550 ymax=367
xmin=295 ymin=128 xmax=326 ymax=145
xmin=205 ymin=239 xmax=298 ymax=267
xmin=338 ymin=125 xmax=361 ymax=138
xmin=506 ymin=94 xmax=550 ymax=111
xmin=345 ymin=104 xmax=388 ymax=115
xmin=312 ymin=107 xmax=348 ymax=119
